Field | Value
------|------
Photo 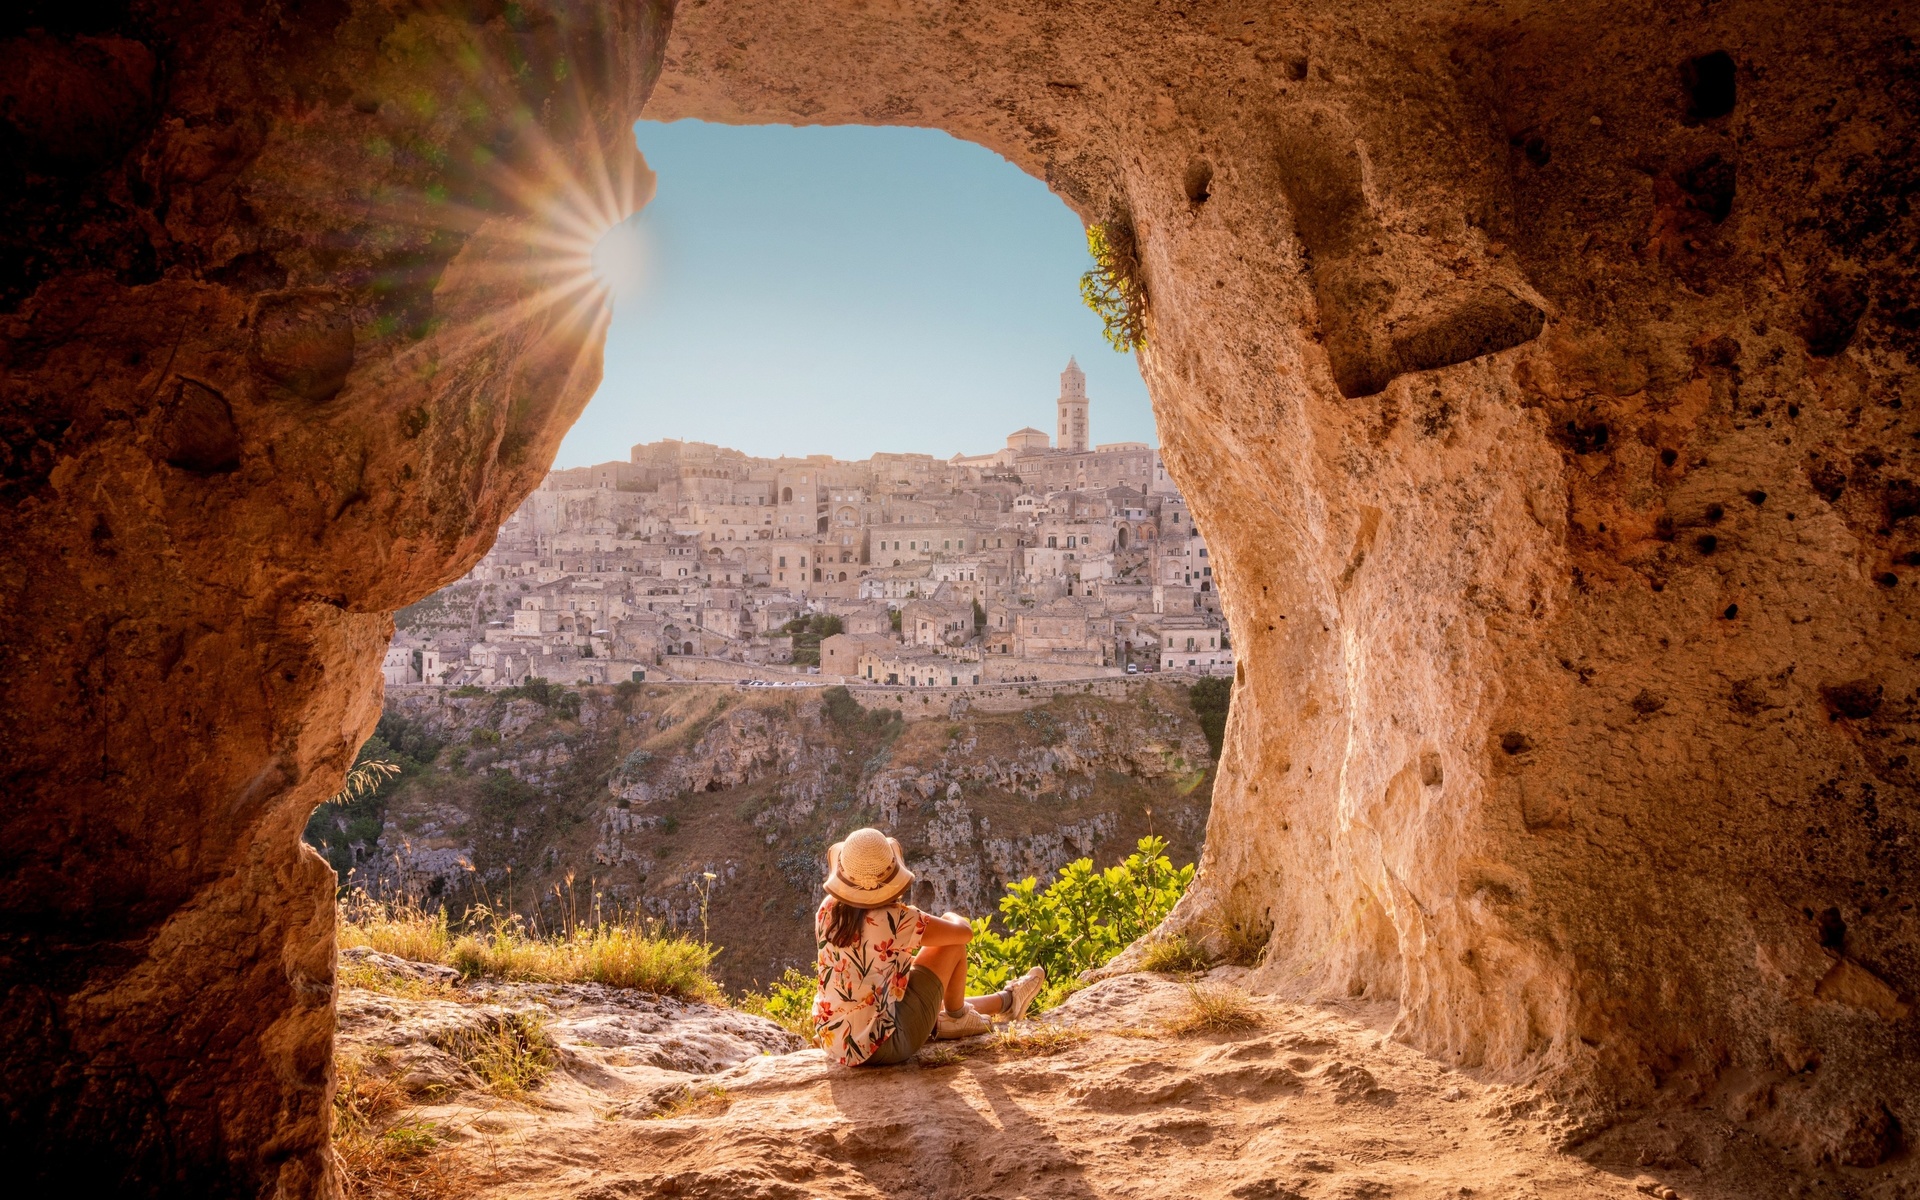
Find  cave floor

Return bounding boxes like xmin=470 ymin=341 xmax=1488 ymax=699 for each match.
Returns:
xmin=339 ymin=969 xmax=1843 ymax=1200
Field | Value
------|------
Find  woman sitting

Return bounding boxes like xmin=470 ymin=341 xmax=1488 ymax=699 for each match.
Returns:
xmin=811 ymin=827 xmax=1046 ymax=1067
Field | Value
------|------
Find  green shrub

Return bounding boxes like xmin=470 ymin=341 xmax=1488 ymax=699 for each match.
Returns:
xmin=499 ymin=677 xmax=582 ymax=717
xmin=501 ymin=676 xmax=557 ymax=705
xmin=737 ymin=967 xmax=819 ymax=1045
xmin=303 ymin=716 xmax=445 ymax=875
xmin=967 ymin=836 xmax=1193 ymax=1009
xmin=1080 ymin=220 xmax=1148 ymax=352
xmin=822 ymin=685 xmax=864 ymax=729
xmin=778 ymin=614 xmax=842 ymax=666
xmin=821 ymin=686 xmax=899 ymax=735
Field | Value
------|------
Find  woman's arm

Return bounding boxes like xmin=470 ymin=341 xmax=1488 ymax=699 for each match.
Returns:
xmin=919 ymin=910 xmax=974 ymax=947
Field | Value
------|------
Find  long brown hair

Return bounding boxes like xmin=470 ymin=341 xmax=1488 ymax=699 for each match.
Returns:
xmin=824 ymin=897 xmax=870 ymax=948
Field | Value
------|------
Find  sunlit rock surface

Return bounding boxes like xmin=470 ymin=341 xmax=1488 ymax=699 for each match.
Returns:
xmin=650 ymin=0 xmax=1920 ymax=1168
xmin=0 ymin=2 xmax=672 ymax=1194
xmin=334 ymin=968 xmax=1819 ymax=1200
xmin=3 ymin=0 xmax=1917 ymax=1195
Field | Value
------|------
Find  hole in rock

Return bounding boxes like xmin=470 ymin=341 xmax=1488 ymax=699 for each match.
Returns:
xmin=1184 ymin=159 xmax=1214 ymax=205
xmin=1681 ymin=51 xmax=1737 ymax=123
xmin=1816 ymin=906 xmax=1848 ymax=949
xmin=317 ymin=119 xmax=1229 ymax=1029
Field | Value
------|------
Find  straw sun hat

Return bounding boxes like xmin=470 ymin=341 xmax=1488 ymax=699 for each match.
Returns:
xmin=824 ymin=827 xmax=913 ymax=906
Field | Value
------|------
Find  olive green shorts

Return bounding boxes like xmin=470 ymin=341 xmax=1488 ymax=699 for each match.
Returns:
xmin=856 ymin=965 xmax=944 ymax=1067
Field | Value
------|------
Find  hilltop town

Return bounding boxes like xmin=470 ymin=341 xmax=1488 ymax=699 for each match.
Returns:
xmin=386 ymin=360 xmax=1232 ymax=689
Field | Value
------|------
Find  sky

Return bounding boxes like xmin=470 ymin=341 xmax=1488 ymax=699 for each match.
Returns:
xmin=554 ymin=119 xmax=1155 ymax=468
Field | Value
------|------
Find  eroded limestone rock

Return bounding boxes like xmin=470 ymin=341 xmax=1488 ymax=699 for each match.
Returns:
xmin=0 ymin=2 xmax=672 ymax=1194
xmin=647 ymin=0 xmax=1920 ymax=1167
xmin=5 ymin=0 xmax=1918 ymax=1194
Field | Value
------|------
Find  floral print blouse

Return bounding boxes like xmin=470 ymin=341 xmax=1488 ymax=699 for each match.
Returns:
xmin=811 ymin=897 xmax=929 ymax=1066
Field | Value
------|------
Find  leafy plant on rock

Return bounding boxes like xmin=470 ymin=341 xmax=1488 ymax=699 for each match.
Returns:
xmin=1080 ymin=219 xmax=1148 ymax=352
xmin=967 ymin=835 xmax=1193 ymax=1008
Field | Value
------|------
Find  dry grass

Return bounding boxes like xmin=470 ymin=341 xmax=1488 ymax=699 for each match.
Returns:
xmin=336 ymin=1133 xmax=482 ymax=1200
xmin=1163 ymin=982 xmax=1265 ymax=1036
xmin=1138 ymin=933 xmax=1213 ymax=974
xmin=914 ymin=1042 xmax=967 ymax=1068
xmin=339 ymin=897 xmax=454 ymax=964
xmin=337 ymin=957 xmax=462 ymax=1002
xmin=914 ymin=1022 xmax=1090 ymax=1066
xmin=335 ymin=1051 xmax=408 ymax=1138
xmin=338 ymin=893 xmax=720 ymax=1002
xmin=334 ymin=1052 xmax=480 ymax=1200
xmin=448 ymin=920 xmax=720 ymax=1001
xmin=991 ymin=1022 xmax=1091 ymax=1056
xmin=432 ymin=1011 xmax=556 ymax=1102
xmin=1217 ymin=918 xmax=1273 ymax=968
xmin=649 ymin=1084 xmax=732 ymax=1120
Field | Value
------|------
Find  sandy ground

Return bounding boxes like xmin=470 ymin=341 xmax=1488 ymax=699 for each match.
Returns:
xmin=337 ymin=963 xmax=1890 ymax=1200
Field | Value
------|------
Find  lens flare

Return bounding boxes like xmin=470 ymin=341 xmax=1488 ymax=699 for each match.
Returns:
xmin=272 ymin=7 xmax=660 ymax=411
xmin=591 ymin=218 xmax=651 ymax=297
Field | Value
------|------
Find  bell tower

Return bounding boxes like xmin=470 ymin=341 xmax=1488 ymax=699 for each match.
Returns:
xmin=1056 ymin=357 xmax=1089 ymax=452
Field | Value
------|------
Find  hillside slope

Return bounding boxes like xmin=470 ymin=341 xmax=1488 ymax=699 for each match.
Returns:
xmin=308 ymin=681 xmax=1217 ymax=990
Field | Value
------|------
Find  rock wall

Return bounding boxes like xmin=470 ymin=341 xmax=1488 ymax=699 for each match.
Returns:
xmin=647 ymin=0 xmax=1920 ymax=1167
xmin=6 ymin=0 xmax=1918 ymax=1194
xmin=0 ymin=2 xmax=671 ymax=1195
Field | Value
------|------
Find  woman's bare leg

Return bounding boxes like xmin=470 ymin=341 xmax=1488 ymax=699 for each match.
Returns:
xmin=915 ymin=935 xmax=1008 ymax=1015
xmin=913 ymin=944 xmax=968 ymax=1012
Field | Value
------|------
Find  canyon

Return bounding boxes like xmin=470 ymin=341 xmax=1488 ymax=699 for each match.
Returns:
xmin=313 ymin=680 xmax=1217 ymax=990
xmin=2 ymin=0 xmax=1917 ymax=1196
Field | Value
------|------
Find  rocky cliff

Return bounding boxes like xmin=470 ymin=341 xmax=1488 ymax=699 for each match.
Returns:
xmin=312 ymin=681 xmax=1216 ymax=989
